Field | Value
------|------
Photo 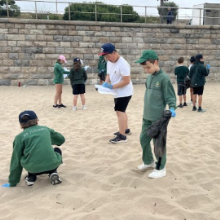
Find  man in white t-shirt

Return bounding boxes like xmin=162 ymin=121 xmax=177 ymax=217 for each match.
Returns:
xmin=98 ymin=43 xmax=133 ymax=144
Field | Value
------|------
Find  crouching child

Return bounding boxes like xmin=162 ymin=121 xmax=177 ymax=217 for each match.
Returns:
xmin=3 ymin=110 xmax=65 ymax=187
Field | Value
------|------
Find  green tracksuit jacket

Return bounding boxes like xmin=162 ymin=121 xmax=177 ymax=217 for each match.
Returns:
xmin=143 ymin=68 xmax=176 ymax=121
xmin=174 ymin=65 xmax=189 ymax=83
xmin=53 ymin=62 xmax=69 ymax=84
xmin=68 ymin=67 xmax=87 ymax=85
xmin=97 ymin=56 xmax=107 ymax=75
xmin=9 ymin=125 xmax=65 ymax=186
xmin=189 ymin=61 xmax=209 ymax=87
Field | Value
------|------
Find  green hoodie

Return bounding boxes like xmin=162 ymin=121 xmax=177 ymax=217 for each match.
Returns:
xmin=9 ymin=125 xmax=65 ymax=187
xmin=68 ymin=67 xmax=87 ymax=85
xmin=53 ymin=62 xmax=69 ymax=84
xmin=143 ymin=68 xmax=176 ymax=121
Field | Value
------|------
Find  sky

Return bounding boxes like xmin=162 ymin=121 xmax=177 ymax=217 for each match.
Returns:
xmin=15 ymin=0 xmax=220 ymax=19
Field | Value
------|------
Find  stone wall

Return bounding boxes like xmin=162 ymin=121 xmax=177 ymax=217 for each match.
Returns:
xmin=0 ymin=18 xmax=220 ymax=86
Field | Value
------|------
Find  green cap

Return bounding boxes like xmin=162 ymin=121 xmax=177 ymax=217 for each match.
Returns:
xmin=135 ymin=50 xmax=159 ymax=63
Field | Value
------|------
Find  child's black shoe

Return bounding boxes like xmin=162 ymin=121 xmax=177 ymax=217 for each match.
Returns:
xmin=59 ymin=104 xmax=66 ymax=108
xmin=53 ymin=105 xmax=60 ymax=108
xmin=25 ymin=175 xmax=36 ymax=186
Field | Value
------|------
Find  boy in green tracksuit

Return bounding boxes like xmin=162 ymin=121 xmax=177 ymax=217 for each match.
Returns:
xmin=135 ymin=50 xmax=176 ymax=179
xmin=189 ymin=54 xmax=210 ymax=112
xmin=97 ymin=55 xmax=107 ymax=84
xmin=174 ymin=57 xmax=189 ymax=108
xmin=68 ymin=58 xmax=88 ymax=111
xmin=2 ymin=110 xmax=65 ymax=187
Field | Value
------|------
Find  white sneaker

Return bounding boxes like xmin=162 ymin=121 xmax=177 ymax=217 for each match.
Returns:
xmin=148 ymin=168 xmax=166 ymax=179
xmin=82 ymin=105 xmax=87 ymax=110
xmin=49 ymin=173 xmax=62 ymax=185
xmin=72 ymin=106 xmax=77 ymax=111
xmin=138 ymin=161 xmax=155 ymax=171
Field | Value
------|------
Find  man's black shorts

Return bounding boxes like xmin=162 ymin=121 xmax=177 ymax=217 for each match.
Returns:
xmin=193 ymin=86 xmax=204 ymax=95
xmin=177 ymin=82 xmax=186 ymax=96
xmin=114 ymin=96 xmax=132 ymax=112
xmin=72 ymin=84 xmax=85 ymax=95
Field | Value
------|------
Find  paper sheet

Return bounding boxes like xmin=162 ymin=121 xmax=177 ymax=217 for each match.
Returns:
xmin=63 ymin=68 xmax=70 ymax=78
xmin=95 ymin=85 xmax=117 ymax=96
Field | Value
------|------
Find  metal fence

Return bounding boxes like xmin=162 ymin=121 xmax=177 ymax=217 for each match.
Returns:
xmin=1 ymin=0 xmax=220 ymax=25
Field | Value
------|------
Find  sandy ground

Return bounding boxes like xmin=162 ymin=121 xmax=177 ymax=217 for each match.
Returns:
xmin=0 ymin=83 xmax=220 ymax=220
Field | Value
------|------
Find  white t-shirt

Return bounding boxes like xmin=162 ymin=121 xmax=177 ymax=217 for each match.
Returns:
xmin=107 ymin=56 xmax=133 ymax=98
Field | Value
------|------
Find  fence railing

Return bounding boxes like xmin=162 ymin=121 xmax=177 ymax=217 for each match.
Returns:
xmin=1 ymin=0 xmax=220 ymax=25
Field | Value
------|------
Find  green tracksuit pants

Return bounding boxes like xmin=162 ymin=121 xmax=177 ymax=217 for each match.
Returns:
xmin=140 ymin=118 xmax=166 ymax=170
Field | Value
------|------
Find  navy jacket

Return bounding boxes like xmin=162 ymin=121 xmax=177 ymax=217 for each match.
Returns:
xmin=189 ymin=61 xmax=209 ymax=87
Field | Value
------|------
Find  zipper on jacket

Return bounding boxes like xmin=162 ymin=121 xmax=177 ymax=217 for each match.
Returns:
xmin=149 ymin=74 xmax=154 ymax=89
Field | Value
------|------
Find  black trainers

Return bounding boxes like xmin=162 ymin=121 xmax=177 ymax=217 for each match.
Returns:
xmin=198 ymin=107 xmax=206 ymax=113
xmin=53 ymin=105 xmax=60 ymax=108
xmin=59 ymin=104 xmax=66 ymax=108
xmin=114 ymin=129 xmax=131 ymax=136
xmin=192 ymin=106 xmax=197 ymax=111
xmin=183 ymin=102 xmax=187 ymax=106
xmin=25 ymin=175 xmax=37 ymax=186
xmin=177 ymin=104 xmax=183 ymax=108
xmin=50 ymin=173 xmax=62 ymax=185
xmin=110 ymin=133 xmax=127 ymax=144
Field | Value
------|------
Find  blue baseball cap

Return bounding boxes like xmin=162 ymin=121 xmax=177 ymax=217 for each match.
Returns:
xmin=19 ymin=110 xmax=38 ymax=123
xmin=73 ymin=58 xmax=80 ymax=62
xmin=98 ymin=43 xmax=116 ymax=56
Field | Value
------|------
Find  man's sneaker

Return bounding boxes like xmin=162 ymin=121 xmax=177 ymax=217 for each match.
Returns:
xmin=72 ymin=106 xmax=77 ymax=111
xmin=109 ymin=133 xmax=127 ymax=144
xmin=177 ymin=104 xmax=183 ymax=108
xmin=192 ymin=106 xmax=197 ymax=111
xmin=59 ymin=104 xmax=66 ymax=108
xmin=50 ymin=173 xmax=62 ymax=185
xmin=148 ymin=168 xmax=166 ymax=179
xmin=25 ymin=175 xmax=36 ymax=186
xmin=138 ymin=161 xmax=155 ymax=171
xmin=82 ymin=105 xmax=87 ymax=110
xmin=114 ymin=129 xmax=131 ymax=136
xmin=53 ymin=105 xmax=60 ymax=108
xmin=183 ymin=102 xmax=187 ymax=106
xmin=198 ymin=108 xmax=206 ymax=113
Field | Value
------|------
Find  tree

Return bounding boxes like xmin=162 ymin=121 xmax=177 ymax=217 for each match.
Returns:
xmin=157 ymin=0 xmax=169 ymax=23
xmin=0 ymin=0 xmax=20 ymax=17
xmin=120 ymin=5 xmax=139 ymax=22
xmin=63 ymin=2 xmax=140 ymax=22
xmin=157 ymin=1 xmax=178 ymax=23
xmin=0 ymin=0 xmax=16 ymax=5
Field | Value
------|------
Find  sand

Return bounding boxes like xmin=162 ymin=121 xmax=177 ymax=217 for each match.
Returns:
xmin=0 ymin=83 xmax=220 ymax=220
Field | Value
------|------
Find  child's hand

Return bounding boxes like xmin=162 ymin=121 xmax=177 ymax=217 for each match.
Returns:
xmin=103 ymin=82 xmax=113 ymax=89
xmin=2 ymin=183 xmax=10 ymax=188
xmin=169 ymin=108 xmax=176 ymax=118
